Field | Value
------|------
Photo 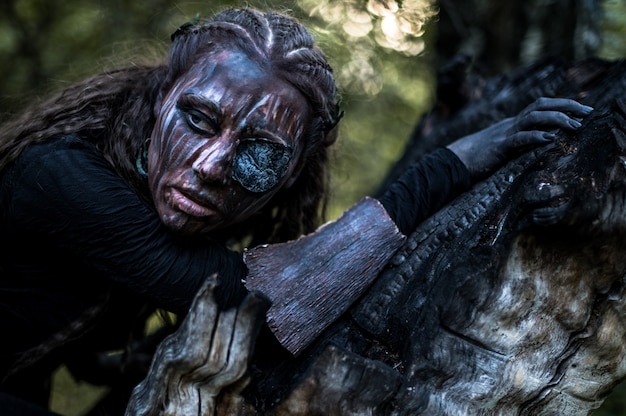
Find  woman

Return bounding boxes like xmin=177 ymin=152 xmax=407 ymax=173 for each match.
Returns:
xmin=0 ymin=7 xmax=591 ymax=415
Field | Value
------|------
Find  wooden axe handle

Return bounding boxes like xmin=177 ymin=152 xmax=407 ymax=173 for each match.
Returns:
xmin=243 ymin=197 xmax=406 ymax=355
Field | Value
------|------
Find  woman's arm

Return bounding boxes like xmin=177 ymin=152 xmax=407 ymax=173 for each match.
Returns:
xmin=378 ymin=98 xmax=593 ymax=235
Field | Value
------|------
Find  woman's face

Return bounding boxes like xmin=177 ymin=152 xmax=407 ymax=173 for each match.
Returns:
xmin=148 ymin=48 xmax=311 ymax=235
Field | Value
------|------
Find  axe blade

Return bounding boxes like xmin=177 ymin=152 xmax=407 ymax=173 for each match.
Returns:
xmin=243 ymin=197 xmax=405 ymax=355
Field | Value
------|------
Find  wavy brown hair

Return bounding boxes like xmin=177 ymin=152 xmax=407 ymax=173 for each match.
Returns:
xmin=0 ymin=8 xmax=341 ymax=245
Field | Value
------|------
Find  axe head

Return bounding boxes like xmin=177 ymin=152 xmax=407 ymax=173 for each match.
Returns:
xmin=243 ymin=197 xmax=405 ymax=355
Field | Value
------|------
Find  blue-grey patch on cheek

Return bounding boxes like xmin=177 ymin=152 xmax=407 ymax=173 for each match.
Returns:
xmin=232 ymin=138 xmax=293 ymax=193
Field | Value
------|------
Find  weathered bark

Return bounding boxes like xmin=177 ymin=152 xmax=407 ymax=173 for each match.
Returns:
xmin=126 ymin=57 xmax=626 ymax=415
xmin=244 ymin=197 xmax=405 ymax=355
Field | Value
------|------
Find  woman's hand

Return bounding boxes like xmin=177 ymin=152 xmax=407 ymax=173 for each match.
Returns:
xmin=447 ymin=97 xmax=594 ymax=180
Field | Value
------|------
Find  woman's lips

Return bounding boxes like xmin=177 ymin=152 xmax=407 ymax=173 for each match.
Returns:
xmin=170 ymin=188 xmax=216 ymax=217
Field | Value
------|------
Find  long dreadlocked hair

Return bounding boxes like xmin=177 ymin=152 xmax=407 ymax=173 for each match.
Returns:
xmin=0 ymin=8 xmax=341 ymax=245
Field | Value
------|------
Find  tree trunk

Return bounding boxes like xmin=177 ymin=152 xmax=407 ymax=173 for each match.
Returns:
xmin=434 ymin=0 xmax=602 ymax=75
xmin=126 ymin=56 xmax=626 ymax=415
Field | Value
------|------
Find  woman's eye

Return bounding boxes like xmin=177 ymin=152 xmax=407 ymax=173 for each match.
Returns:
xmin=185 ymin=110 xmax=216 ymax=136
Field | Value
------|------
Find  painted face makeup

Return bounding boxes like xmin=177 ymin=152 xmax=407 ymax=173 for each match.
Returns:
xmin=148 ymin=48 xmax=312 ymax=235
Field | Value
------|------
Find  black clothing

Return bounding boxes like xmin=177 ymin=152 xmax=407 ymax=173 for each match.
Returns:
xmin=0 ymin=392 xmax=60 ymax=416
xmin=379 ymin=148 xmax=471 ymax=235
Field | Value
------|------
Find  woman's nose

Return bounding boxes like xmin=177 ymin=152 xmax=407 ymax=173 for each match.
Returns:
xmin=192 ymin=139 xmax=236 ymax=184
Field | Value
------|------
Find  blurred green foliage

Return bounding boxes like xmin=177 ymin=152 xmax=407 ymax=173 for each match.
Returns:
xmin=599 ymin=0 xmax=626 ymax=59
xmin=2 ymin=0 xmax=626 ymax=414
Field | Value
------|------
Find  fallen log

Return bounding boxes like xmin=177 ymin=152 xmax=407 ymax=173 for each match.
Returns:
xmin=126 ymin=57 xmax=626 ymax=415
xmin=125 ymin=276 xmax=270 ymax=416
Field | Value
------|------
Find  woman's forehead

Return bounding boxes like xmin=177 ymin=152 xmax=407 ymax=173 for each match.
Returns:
xmin=172 ymin=48 xmax=304 ymax=104
xmin=187 ymin=48 xmax=267 ymax=86
xmin=174 ymin=51 xmax=308 ymax=119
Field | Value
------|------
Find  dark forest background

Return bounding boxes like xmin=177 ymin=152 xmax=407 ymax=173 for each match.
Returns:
xmin=1 ymin=0 xmax=626 ymax=414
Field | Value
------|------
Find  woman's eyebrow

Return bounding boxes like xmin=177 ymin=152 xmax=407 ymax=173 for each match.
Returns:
xmin=178 ymin=92 xmax=223 ymax=117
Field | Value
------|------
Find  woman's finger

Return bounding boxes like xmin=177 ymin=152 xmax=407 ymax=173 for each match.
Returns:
xmin=516 ymin=110 xmax=583 ymax=131
xmin=523 ymin=97 xmax=594 ymax=116
xmin=507 ymin=131 xmax=555 ymax=151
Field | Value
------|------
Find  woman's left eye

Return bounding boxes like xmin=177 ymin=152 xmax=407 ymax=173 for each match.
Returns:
xmin=185 ymin=110 xmax=216 ymax=136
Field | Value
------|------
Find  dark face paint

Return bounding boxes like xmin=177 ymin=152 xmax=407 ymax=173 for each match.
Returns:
xmin=148 ymin=48 xmax=312 ymax=235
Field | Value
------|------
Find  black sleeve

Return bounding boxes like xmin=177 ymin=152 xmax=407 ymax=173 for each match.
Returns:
xmin=2 ymin=137 xmax=247 ymax=314
xmin=377 ymin=147 xmax=472 ymax=235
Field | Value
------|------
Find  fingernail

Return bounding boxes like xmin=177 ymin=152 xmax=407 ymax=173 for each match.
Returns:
xmin=569 ymin=119 xmax=582 ymax=129
xmin=581 ymin=104 xmax=594 ymax=114
xmin=543 ymin=132 xmax=556 ymax=141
